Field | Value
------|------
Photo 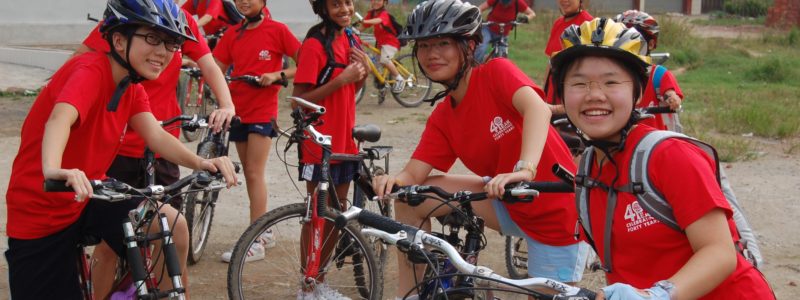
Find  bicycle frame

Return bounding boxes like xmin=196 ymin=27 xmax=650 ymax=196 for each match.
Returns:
xmin=361 ymin=43 xmax=415 ymax=88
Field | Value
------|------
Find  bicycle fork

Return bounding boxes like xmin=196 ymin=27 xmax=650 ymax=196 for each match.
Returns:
xmin=303 ymin=182 xmax=328 ymax=286
xmin=122 ymin=214 xmax=186 ymax=300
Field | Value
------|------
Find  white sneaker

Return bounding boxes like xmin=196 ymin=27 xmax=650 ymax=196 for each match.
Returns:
xmin=220 ymin=242 xmax=265 ymax=263
xmin=392 ymin=75 xmax=405 ymax=93
xmin=296 ymin=283 xmax=351 ymax=300
xmin=261 ymin=229 xmax=276 ymax=249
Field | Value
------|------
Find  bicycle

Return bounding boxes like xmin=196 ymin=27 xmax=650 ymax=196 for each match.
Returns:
xmin=44 ymin=171 xmax=229 ymax=300
xmin=335 ymin=174 xmax=598 ymax=300
xmin=348 ymin=29 xmax=433 ymax=108
xmin=177 ymin=67 xmax=217 ymax=142
xmin=503 ymin=106 xmax=678 ymax=280
xmin=226 ymin=96 xmax=383 ymax=300
xmin=480 ymin=21 xmax=521 ymax=62
xmin=181 ymin=114 xmax=244 ymax=265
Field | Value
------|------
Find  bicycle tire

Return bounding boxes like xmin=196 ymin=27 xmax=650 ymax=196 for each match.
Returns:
xmin=356 ymin=85 xmax=366 ymax=104
xmin=178 ymin=73 xmax=204 ymax=142
xmin=227 ymin=203 xmax=383 ymax=300
xmin=184 ymin=141 xmax=220 ymax=265
xmin=504 ymin=236 xmax=528 ymax=279
xmin=391 ymin=54 xmax=432 ymax=107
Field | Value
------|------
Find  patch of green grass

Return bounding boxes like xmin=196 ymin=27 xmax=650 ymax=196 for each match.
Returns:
xmin=691 ymin=13 xmax=766 ymax=26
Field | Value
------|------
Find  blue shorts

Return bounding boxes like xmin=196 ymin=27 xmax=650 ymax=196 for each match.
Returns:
xmin=298 ymin=161 xmax=359 ymax=186
xmin=492 ymin=200 xmax=589 ymax=282
xmin=229 ymin=122 xmax=277 ymax=142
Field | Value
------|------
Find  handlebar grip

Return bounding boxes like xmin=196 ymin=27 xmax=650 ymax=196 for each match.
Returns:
xmin=43 ymin=179 xmax=104 ymax=192
xmin=357 ymin=209 xmax=419 ymax=238
xmin=525 ymin=181 xmax=574 ymax=193
xmin=643 ymin=106 xmax=676 ymax=114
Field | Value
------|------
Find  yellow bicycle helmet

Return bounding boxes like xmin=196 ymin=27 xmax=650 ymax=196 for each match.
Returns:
xmin=550 ymin=17 xmax=651 ymax=93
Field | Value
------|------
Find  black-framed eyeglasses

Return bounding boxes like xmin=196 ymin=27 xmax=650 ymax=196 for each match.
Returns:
xmin=132 ymin=33 xmax=183 ymax=52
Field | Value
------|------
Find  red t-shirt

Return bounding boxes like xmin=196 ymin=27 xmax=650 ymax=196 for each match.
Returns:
xmin=6 ymin=52 xmax=151 ymax=239
xmin=486 ymin=0 xmax=529 ymax=36
xmin=294 ymin=32 xmax=360 ymax=164
xmin=214 ymin=19 xmax=300 ymax=123
xmin=411 ymin=59 xmax=578 ymax=246
xmin=637 ymin=67 xmax=683 ymax=131
xmin=544 ymin=10 xmax=593 ymax=57
xmin=82 ymin=14 xmax=211 ymax=158
xmin=182 ymin=0 xmax=227 ymax=35
xmin=583 ymin=125 xmax=773 ymax=298
xmin=364 ymin=9 xmax=401 ymax=49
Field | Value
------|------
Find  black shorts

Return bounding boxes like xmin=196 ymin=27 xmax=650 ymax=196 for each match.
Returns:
xmin=107 ymin=155 xmax=180 ymax=188
xmin=229 ymin=122 xmax=278 ymax=142
xmin=5 ymin=199 xmax=139 ymax=299
xmin=298 ymin=161 xmax=359 ymax=186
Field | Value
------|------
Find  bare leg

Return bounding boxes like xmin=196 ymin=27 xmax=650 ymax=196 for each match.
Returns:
xmin=235 ymin=134 xmax=273 ymax=223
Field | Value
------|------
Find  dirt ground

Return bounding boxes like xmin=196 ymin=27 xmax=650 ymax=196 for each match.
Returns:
xmin=0 ymin=92 xmax=798 ymax=299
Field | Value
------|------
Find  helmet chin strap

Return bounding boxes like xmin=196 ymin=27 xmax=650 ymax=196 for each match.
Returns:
xmin=236 ymin=10 xmax=265 ymax=39
xmin=107 ymin=31 xmax=144 ymax=112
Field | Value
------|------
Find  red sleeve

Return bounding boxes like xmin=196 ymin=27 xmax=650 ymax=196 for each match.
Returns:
xmin=648 ymin=139 xmax=732 ymax=229
xmin=411 ymin=107 xmax=457 ymax=172
xmin=294 ymin=39 xmax=325 ymax=86
xmin=280 ymin=23 xmax=302 ymax=59
xmin=204 ymin=0 xmax=223 ymax=17
xmin=128 ymin=84 xmax=152 ymax=118
xmin=517 ymin=0 xmax=530 ymax=11
xmin=487 ymin=59 xmax=543 ymax=112
xmin=54 ymin=66 xmax=102 ymax=125
xmin=83 ymin=23 xmax=110 ymax=53
xmin=363 ymin=11 xmax=375 ymax=29
xmin=544 ymin=18 xmax=564 ymax=57
xmin=181 ymin=1 xmax=195 ymax=14
xmin=658 ymin=70 xmax=684 ymax=99
xmin=212 ymin=27 xmax=235 ymax=65
xmin=181 ymin=10 xmax=211 ymax=61
xmin=487 ymin=0 xmax=497 ymax=7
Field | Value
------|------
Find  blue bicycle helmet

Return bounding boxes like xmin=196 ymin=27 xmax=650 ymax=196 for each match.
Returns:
xmin=100 ymin=0 xmax=196 ymax=112
xmin=101 ymin=0 xmax=196 ymax=42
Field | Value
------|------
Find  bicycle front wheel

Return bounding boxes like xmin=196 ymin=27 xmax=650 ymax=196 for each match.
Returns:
xmin=184 ymin=141 xmax=220 ymax=264
xmin=392 ymin=54 xmax=432 ymax=107
xmin=227 ymin=203 xmax=383 ymax=300
xmin=504 ymin=236 xmax=528 ymax=279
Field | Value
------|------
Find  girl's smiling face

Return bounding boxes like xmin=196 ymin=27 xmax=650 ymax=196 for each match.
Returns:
xmin=326 ymin=0 xmax=355 ymax=28
xmin=563 ymin=56 xmax=638 ymax=142
xmin=415 ymin=37 xmax=463 ymax=84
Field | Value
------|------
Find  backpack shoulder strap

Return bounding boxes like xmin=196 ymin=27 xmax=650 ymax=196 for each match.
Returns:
xmin=575 ymin=146 xmax=597 ymax=251
xmin=309 ymin=31 xmax=348 ymax=86
xmin=652 ymin=65 xmax=668 ymax=98
xmin=627 ymin=130 xmax=720 ymax=232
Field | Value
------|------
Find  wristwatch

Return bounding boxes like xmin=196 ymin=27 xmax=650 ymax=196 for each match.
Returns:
xmin=654 ymin=280 xmax=677 ymax=300
xmin=513 ymin=160 xmax=537 ymax=177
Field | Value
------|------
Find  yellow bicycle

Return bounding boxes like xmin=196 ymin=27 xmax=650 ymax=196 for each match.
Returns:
xmin=355 ymin=41 xmax=432 ymax=107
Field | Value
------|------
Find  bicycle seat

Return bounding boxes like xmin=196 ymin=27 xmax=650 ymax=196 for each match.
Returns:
xmin=352 ymin=124 xmax=381 ymax=143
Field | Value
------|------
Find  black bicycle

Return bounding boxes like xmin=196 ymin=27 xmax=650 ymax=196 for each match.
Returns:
xmin=44 ymin=170 xmax=228 ymax=299
xmin=336 ymin=171 xmax=597 ymax=300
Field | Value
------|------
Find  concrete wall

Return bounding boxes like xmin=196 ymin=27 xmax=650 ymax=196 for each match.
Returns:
xmin=0 ymin=0 xmax=318 ymax=46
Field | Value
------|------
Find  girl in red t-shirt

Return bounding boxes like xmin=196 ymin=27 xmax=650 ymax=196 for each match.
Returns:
xmin=5 ymin=1 xmax=238 ymax=298
xmin=360 ymin=0 xmax=405 ymax=93
xmin=212 ymin=0 xmax=301 ymax=263
xmin=615 ymin=10 xmax=684 ymax=131
xmin=371 ymin=1 xmax=586 ymax=299
xmin=550 ymin=18 xmax=774 ymax=299
xmin=292 ymin=0 xmax=369 ymax=297
xmin=474 ymin=0 xmax=536 ymax=62
xmin=544 ymin=0 xmax=593 ymax=107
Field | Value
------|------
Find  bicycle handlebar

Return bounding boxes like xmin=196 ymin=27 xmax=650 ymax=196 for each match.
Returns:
xmin=44 ymin=171 xmax=226 ymax=202
xmin=338 ymin=206 xmax=597 ymax=299
xmin=287 ymin=96 xmax=325 ymax=115
xmin=227 ymin=72 xmax=288 ymax=88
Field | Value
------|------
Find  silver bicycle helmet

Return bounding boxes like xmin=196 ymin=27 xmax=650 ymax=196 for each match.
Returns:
xmin=399 ymin=0 xmax=481 ymax=41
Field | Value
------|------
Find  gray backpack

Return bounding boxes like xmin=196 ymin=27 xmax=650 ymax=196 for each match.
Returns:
xmin=575 ymin=130 xmax=762 ymax=273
